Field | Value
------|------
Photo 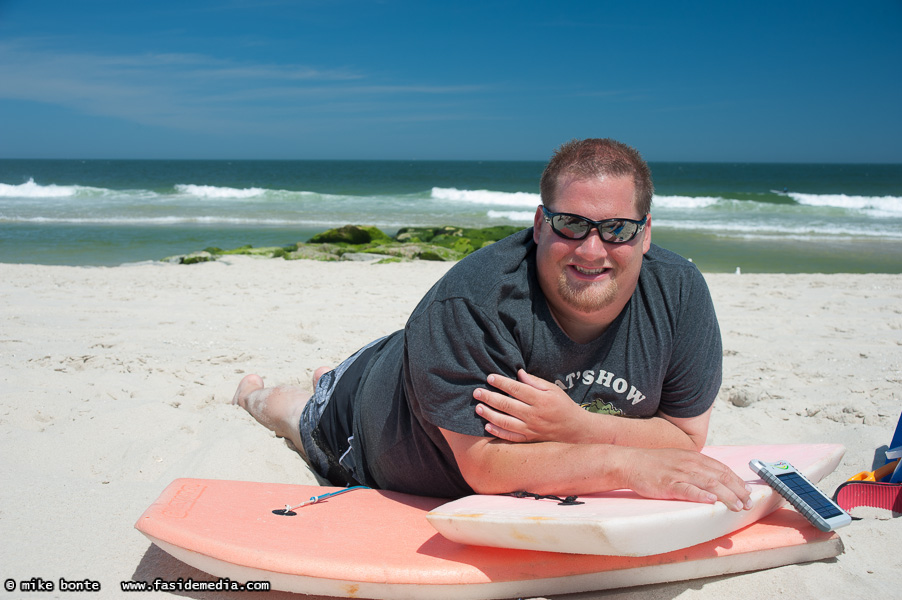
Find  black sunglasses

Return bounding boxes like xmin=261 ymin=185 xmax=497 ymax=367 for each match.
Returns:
xmin=541 ymin=206 xmax=648 ymax=244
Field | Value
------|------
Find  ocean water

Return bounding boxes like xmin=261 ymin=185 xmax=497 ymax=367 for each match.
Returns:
xmin=1 ymin=159 xmax=900 ymax=273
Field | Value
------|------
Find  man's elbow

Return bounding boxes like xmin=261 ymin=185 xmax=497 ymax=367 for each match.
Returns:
xmin=660 ymin=408 xmax=712 ymax=452
xmin=440 ymin=428 xmax=517 ymax=494
xmin=685 ymin=432 xmax=707 ymax=452
xmin=457 ymin=464 xmax=508 ymax=495
xmin=454 ymin=444 xmax=515 ymax=494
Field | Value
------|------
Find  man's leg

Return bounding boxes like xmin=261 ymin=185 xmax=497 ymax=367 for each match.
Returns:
xmin=232 ymin=374 xmax=312 ymax=453
xmin=232 ymin=368 xmax=333 ymax=450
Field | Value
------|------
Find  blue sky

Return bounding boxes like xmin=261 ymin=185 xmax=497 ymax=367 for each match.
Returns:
xmin=1 ymin=1 xmax=900 ymax=162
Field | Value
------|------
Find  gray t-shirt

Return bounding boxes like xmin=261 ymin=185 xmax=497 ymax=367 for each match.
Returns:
xmin=347 ymin=228 xmax=722 ymax=498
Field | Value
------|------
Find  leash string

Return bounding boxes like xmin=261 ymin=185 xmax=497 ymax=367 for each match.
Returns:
xmin=274 ymin=486 xmax=370 ymax=515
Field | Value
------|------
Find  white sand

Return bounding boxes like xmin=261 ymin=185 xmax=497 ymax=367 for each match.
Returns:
xmin=1 ymin=256 xmax=899 ymax=599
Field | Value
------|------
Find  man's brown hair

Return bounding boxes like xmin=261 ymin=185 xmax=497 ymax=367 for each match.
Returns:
xmin=540 ymin=138 xmax=654 ymax=215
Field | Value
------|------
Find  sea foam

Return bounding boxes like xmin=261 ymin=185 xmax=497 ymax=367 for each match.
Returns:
xmin=2 ymin=215 xmax=307 ymax=226
xmin=658 ymin=218 xmax=902 ymax=239
xmin=652 ymin=195 xmax=721 ymax=209
xmin=174 ymin=184 xmax=268 ymax=199
xmin=790 ymin=193 xmax=902 ymax=216
xmin=487 ymin=210 xmax=535 ymax=222
xmin=0 ymin=178 xmax=81 ymax=198
xmin=432 ymin=187 xmax=539 ymax=207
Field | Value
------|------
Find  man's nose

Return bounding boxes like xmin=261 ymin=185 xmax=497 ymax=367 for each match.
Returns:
xmin=574 ymin=227 xmax=609 ymax=258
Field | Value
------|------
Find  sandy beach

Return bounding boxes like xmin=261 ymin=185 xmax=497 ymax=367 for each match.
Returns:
xmin=1 ymin=255 xmax=900 ymax=600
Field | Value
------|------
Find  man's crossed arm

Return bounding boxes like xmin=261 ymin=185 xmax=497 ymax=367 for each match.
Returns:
xmin=438 ymin=370 xmax=751 ymax=512
xmin=473 ymin=369 xmax=711 ymax=449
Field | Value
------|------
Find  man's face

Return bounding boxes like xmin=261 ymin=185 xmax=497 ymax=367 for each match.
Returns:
xmin=533 ymin=174 xmax=651 ymax=330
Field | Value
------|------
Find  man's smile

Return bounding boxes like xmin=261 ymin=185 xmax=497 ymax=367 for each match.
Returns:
xmin=570 ymin=264 xmax=612 ymax=278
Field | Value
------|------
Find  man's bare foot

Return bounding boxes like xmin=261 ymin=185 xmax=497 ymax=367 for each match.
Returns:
xmin=233 ymin=374 xmax=307 ymax=452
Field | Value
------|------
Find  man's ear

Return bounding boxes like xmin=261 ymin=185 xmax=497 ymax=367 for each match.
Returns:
xmin=642 ymin=214 xmax=652 ymax=254
xmin=533 ymin=206 xmax=545 ymax=244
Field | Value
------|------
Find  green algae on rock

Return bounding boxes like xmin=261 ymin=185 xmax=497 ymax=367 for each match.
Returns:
xmin=163 ymin=224 xmax=525 ymax=264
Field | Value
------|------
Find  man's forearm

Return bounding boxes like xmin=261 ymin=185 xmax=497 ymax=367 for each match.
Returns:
xmin=475 ymin=371 xmax=712 ymax=449
xmin=444 ymin=429 xmax=628 ymax=496
xmin=440 ymin=427 xmax=752 ymax=511
xmin=573 ymin=412 xmax=701 ymax=449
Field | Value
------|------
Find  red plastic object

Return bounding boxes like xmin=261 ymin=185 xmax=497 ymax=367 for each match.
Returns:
xmin=833 ymin=481 xmax=902 ymax=513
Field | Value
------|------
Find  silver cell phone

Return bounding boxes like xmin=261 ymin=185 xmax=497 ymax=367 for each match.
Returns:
xmin=749 ymin=459 xmax=852 ymax=532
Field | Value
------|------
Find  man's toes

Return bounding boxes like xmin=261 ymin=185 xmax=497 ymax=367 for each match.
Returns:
xmin=233 ymin=374 xmax=264 ymax=406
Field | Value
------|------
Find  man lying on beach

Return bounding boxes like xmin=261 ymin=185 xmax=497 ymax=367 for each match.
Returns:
xmin=234 ymin=138 xmax=753 ymax=511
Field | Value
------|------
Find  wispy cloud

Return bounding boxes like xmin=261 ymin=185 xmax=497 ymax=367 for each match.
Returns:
xmin=0 ymin=39 xmax=491 ymax=134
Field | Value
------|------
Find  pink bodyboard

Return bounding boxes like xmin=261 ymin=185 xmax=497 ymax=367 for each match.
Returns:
xmin=136 ymin=444 xmax=845 ymax=599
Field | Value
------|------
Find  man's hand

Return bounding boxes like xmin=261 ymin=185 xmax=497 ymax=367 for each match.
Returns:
xmin=621 ymin=446 xmax=753 ymax=511
xmin=474 ymin=369 xmax=584 ymax=443
xmin=474 ymin=369 xmax=710 ymax=450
